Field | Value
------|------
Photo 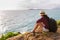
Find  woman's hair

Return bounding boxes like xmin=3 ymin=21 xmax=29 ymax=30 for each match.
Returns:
xmin=43 ymin=15 xmax=49 ymax=21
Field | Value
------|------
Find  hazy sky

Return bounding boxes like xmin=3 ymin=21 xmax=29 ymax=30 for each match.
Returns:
xmin=0 ymin=0 xmax=60 ymax=10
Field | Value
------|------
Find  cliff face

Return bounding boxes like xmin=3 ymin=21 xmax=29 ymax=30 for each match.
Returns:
xmin=6 ymin=28 xmax=60 ymax=40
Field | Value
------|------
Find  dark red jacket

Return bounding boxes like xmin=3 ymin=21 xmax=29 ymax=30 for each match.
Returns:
xmin=36 ymin=17 xmax=49 ymax=29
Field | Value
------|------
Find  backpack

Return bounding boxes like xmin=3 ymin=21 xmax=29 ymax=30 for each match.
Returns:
xmin=48 ymin=18 xmax=58 ymax=32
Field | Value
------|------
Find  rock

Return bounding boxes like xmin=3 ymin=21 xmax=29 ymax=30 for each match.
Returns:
xmin=28 ymin=36 xmax=37 ymax=40
xmin=6 ymin=32 xmax=60 ymax=40
xmin=6 ymin=34 xmax=24 ymax=40
xmin=6 ymin=28 xmax=60 ymax=40
xmin=46 ymin=38 xmax=54 ymax=40
xmin=24 ymin=32 xmax=34 ymax=40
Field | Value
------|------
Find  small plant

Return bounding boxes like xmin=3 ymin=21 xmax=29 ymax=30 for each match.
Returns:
xmin=4 ymin=32 xmax=14 ymax=39
xmin=56 ymin=20 xmax=60 ymax=26
xmin=0 ymin=32 xmax=20 ymax=40
xmin=0 ymin=34 xmax=6 ymax=40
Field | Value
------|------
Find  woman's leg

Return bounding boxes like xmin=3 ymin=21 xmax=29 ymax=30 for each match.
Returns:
xmin=33 ymin=23 xmax=43 ymax=33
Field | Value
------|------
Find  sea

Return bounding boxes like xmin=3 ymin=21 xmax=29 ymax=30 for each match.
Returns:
xmin=0 ymin=9 xmax=60 ymax=34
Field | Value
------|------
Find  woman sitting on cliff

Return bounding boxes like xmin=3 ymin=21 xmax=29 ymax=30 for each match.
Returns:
xmin=33 ymin=11 xmax=49 ymax=33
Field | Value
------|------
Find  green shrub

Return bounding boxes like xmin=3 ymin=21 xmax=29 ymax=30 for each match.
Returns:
xmin=0 ymin=32 xmax=20 ymax=40
xmin=0 ymin=34 xmax=6 ymax=40
xmin=4 ymin=32 xmax=14 ymax=39
xmin=56 ymin=20 xmax=60 ymax=26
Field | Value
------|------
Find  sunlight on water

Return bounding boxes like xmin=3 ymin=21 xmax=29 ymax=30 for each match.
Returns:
xmin=0 ymin=11 xmax=7 ymax=34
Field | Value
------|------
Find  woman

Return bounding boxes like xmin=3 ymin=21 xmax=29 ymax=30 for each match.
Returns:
xmin=33 ymin=11 xmax=49 ymax=32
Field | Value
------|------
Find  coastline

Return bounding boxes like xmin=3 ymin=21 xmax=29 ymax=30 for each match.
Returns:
xmin=0 ymin=20 xmax=60 ymax=40
xmin=5 ymin=28 xmax=60 ymax=40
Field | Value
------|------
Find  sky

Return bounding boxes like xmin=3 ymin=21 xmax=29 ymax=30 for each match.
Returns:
xmin=0 ymin=0 xmax=60 ymax=10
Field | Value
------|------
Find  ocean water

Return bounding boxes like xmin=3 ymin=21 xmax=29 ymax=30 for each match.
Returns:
xmin=0 ymin=9 xmax=60 ymax=34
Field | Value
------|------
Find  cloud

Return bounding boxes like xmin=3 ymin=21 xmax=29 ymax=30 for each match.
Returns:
xmin=0 ymin=0 xmax=20 ymax=10
xmin=18 ymin=0 xmax=60 ymax=9
xmin=0 ymin=0 xmax=60 ymax=10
